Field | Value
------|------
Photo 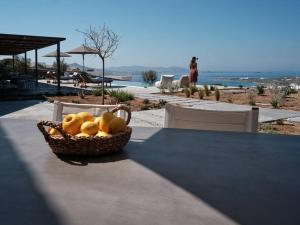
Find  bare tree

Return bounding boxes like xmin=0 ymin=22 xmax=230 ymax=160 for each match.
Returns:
xmin=78 ymin=25 xmax=119 ymax=104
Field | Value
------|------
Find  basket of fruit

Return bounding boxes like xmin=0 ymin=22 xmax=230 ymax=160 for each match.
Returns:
xmin=37 ymin=105 xmax=132 ymax=156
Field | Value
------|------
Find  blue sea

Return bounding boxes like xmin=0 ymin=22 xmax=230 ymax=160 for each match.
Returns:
xmin=114 ymin=71 xmax=300 ymax=87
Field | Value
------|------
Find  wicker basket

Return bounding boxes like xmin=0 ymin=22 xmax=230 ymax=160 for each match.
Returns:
xmin=37 ymin=105 xmax=132 ymax=156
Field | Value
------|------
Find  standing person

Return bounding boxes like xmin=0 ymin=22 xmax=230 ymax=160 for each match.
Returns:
xmin=189 ymin=56 xmax=198 ymax=86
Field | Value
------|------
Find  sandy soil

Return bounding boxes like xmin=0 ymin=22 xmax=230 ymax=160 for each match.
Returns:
xmin=258 ymin=121 xmax=300 ymax=136
xmin=166 ymin=89 xmax=300 ymax=111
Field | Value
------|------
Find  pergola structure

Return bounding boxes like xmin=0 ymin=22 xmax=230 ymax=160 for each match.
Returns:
xmin=0 ymin=33 xmax=66 ymax=90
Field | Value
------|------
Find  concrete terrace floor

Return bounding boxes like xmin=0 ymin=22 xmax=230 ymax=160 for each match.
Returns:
xmin=1 ymin=80 xmax=300 ymax=126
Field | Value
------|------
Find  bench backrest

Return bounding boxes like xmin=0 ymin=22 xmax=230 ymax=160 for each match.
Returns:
xmin=53 ymin=101 xmax=126 ymax=122
xmin=164 ymin=103 xmax=259 ymax=133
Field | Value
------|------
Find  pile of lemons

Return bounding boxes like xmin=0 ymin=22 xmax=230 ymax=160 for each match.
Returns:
xmin=49 ymin=111 xmax=127 ymax=137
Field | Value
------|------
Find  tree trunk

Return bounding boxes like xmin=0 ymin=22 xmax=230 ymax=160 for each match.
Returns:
xmin=101 ymin=58 xmax=105 ymax=105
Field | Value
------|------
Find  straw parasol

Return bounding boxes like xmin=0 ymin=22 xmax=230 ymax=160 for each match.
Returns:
xmin=43 ymin=51 xmax=71 ymax=74
xmin=43 ymin=51 xmax=71 ymax=57
xmin=66 ymin=45 xmax=97 ymax=71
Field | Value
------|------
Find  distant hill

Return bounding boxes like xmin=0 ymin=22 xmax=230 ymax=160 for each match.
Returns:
xmin=68 ymin=63 xmax=188 ymax=75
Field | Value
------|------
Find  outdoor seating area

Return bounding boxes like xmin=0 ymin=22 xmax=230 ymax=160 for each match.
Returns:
xmin=155 ymin=74 xmax=190 ymax=90
xmin=73 ymin=72 xmax=114 ymax=87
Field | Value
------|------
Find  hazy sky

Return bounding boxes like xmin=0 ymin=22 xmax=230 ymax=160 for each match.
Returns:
xmin=1 ymin=0 xmax=300 ymax=71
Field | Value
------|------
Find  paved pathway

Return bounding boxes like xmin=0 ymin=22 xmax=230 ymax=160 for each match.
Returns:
xmin=133 ymin=93 xmax=300 ymax=123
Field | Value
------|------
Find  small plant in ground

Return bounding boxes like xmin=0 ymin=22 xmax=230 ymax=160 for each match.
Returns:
xmin=281 ymin=86 xmax=298 ymax=97
xmin=204 ymin=84 xmax=210 ymax=96
xmin=143 ymin=98 xmax=150 ymax=104
xmin=214 ymin=87 xmax=220 ymax=101
xmin=276 ymin=119 xmax=284 ymax=125
xmin=78 ymin=90 xmax=85 ymax=99
xmin=256 ymin=85 xmax=265 ymax=95
xmin=227 ymin=93 xmax=233 ymax=103
xmin=184 ymin=87 xmax=190 ymax=98
xmin=142 ymin=70 xmax=157 ymax=87
xmin=140 ymin=105 xmax=150 ymax=110
xmin=152 ymin=103 xmax=162 ymax=109
xmin=107 ymin=89 xmax=135 ymax=103
xmin=270 ymin=96 xmax=280 ymax=108
xmin=269 ymin=84 xmax=285 ymax=108
xmin=158 ymin=99 xmax=167 ymax=106
xmin=198 ymin=88 xmax=204 ymax=99
xmin=91 ymin=87 xmax=105 ymax=96
xmin=248 ymin=89 xmax=257 ymax=106
xmin=189 ymin=85 xmax=198 ymax=95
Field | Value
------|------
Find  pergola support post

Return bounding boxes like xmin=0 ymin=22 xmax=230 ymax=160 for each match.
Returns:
xmin=56 ymin=42 xmax=61 ymax=91
xmin=12 ymin=55 xmax=15 ymax=71
xmin=82 ymin=54 xmax=85 ymax=72
xmin=35 ymin=49 xmax=38 ymax=86
xmin=24 ymin=51 xmax=27 ymax=74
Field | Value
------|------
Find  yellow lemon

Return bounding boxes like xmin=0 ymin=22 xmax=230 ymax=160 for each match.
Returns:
xmin=75 ymin=133 xmax=90 ymax=138
xmin=96 ymin=131 xmax=111 ymax=137
xmin=62 ymin=114 xmax=83 ymax=136
xmin=81 ymin=121 xmax=99 ymax=135
xmin=48 ymin=128 xmax=61 ymax=136
xmin=108 ymin=117 xmax=126 ymax=134
xmin=94 ymin=116 xmax=102 ymax=128
xmin=77 ymin=112 xmax=94 ymax=122
xmin=100 ymin=112 xmax=115 ymax=133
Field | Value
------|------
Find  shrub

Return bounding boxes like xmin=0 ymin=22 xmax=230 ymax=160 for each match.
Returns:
xmin=184 ymin=87 xmax=190 ymax=98
xmin=91 ymin=87 xmax=106 ymax=96
xmin=276 ymin=119 xmax=284 ymax=125
xmin=78 ymin=90 xmax=85 ymax=99
xmin=215 ymin=88 xmax=220 ymax=101
xmin=142 ymin=70 xmax=157 ymax=86
xmin=248 ymin=89 xmax=257 ymax=106
xmin=107 ymin=89 xmax=135 ymax=103
xmin=256 ymin=85 xmax=265 ymax=95
xmin=210 ymin=85 xmax=215 ymax=91
xmin=239 ymin=85 xmax=243 ymax=89
xmin=143 ymin=98 xmax=150 ymax=104
xmin=140 ymin=105 xmax=150 ymax=110
xmin=270 ymin=96 xmax=280 ymax=108
xmin=198 ymin=88 xmax=204 ymax=99
xmin=152 ymin=103 xmax=161 ymax=109
xmin=189 ymin=85 xmax=198 ymax=95
xmin=281 ymin=86 xmax=298 ymax=97
xmin=269 ymin=84 xmax=285 ymax=106
xmin=204 ymin=84 xmax=210 ymax=96
xmin=158 ymin=99 xmax=167 ymax=106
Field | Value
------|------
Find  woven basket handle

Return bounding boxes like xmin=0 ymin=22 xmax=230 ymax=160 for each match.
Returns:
xmin=37 ymin=120 xmax=70 ymax=141
xmin=110 ymin=105 xmax=131 ymax=125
